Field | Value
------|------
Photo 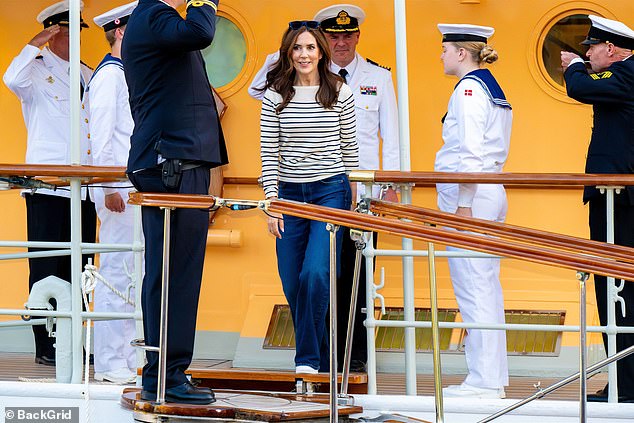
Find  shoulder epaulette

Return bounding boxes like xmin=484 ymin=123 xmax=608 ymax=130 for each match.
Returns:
xmin=81 ymin=60 xmax=94 ymax=71
xmin=35 ymin=55 xmax=43 ymax=60
xmin=366 ymin=58 xmax=391 ymax=71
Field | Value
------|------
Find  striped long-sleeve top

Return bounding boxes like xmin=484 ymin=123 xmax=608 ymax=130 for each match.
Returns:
xmin=260 ymin=84 xmax=358 ymax=198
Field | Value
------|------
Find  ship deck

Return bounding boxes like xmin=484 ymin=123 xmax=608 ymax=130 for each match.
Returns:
xmin=0 ymin=352 xmax=608 ymax=401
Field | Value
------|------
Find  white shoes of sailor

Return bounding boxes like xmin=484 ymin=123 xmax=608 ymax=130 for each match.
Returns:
xmin=94 ymin=367 xmax=136 ymax=384
xmin=443 ymin=382 xmax=506 ymax=399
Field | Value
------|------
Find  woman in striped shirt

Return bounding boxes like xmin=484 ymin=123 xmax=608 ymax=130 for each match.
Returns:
xmin=259 ymin=20 xmax=358 ymax=374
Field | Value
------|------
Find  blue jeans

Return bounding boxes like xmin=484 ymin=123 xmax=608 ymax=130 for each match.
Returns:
xmin=276 ymin=174 xmax=352 ymax=371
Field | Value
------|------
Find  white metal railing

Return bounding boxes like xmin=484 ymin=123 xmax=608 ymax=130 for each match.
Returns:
xmin=0 ymin=184 xmax=144 ymax=384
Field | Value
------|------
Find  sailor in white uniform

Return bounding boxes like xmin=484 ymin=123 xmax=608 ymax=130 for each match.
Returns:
xmin=3 ymin=0 xmax=95 ymax=366
xmin=86 ymin=1 xmax=140 ymax=385
xmin=248 ymin=4 xmax=400 ymax=371
xmin=435 ymin=23 xmax=512 ymax=398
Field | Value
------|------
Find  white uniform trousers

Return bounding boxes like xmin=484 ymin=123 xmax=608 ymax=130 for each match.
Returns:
xmin=93 ymin=188 xmax=139 ymax=373
xmin=437 ymin=183 xmax=509 ymax=389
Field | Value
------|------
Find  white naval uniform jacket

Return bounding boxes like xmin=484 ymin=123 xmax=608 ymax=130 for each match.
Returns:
xmin=84 ymin=57 xmax=134 ymax=197
xmin=249 ymin=51 xmax=400 ymax=197
xmin=434 ymin=77 xmax=512 ymax=207
xmin=3 ymin=45 xmax=92 ymax=199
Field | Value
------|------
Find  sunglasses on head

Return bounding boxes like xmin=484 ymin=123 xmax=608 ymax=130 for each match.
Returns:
xmin=289 ymin=20 xmax=320 ymax=30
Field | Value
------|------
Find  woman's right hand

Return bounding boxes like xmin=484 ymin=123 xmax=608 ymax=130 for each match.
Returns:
xmin=267 ymin=197 xmax=284 ymax=238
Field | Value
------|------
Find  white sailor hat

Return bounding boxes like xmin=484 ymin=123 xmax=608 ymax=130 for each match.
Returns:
xmin=37 ymin=1 xmax=88 ymax=29
xmin=581 ymin=15 xmax=634 ymax=50
xmin=313 ymin=4 xmax=366 ymax=33
xmin=437 ymin=23 xmax=495 ymax=43
xmin=94 ymin=1 xmax=138 ymax=32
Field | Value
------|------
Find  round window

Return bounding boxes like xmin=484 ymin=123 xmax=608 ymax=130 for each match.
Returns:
xmin=202 ymin=16 xmax=247 ymax=88
xmin=541 ymin=14 xmax=591 ymax=87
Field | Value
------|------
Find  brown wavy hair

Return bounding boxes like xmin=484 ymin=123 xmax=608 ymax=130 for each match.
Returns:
xmin=263 ymin=26 xmax=341 ymax=113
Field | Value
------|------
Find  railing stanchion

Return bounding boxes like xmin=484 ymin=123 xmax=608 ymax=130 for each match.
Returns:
xmin=363 ymin=181 xmax=378 ymax=395
xmin=601 ymin=186 xmax=621 ymax=403
xmin=341 ymin=230 xmax=365 ymax=396
xmin=577 ymin=271 xmax=590 ymax=422
xmin=401 ymin=184 xmax=417 ymax=395
xmin=326 ymin=222 xmax=339 ymax=423
xmin=156 ymin=206 xmax=173 ymax=404
xmin=427 ymin=241 xmax=444 ymax=423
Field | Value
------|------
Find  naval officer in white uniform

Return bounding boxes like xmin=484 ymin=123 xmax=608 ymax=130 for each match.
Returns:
xmin=86 ymin=1 xmax=140 ymax=385
xmin=248 ymin=4 xmax=400 ymax=372
xmin=3 ymin=0 xmax=96 ymax=366
xmin=435 ymin=23 xmax=512 ymax=398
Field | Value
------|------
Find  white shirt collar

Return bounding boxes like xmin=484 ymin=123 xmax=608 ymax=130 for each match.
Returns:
xmin=331 ymin=54 xmax=359 ymax=79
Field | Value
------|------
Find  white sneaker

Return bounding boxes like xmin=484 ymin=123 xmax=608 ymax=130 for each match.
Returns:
xmin=94 ymin=367 xmax=136 ymax=384
xmin=295 ymin=365 xmax=318 ymax=374
xmin=443 ymin=383 xmax=505 ymax=399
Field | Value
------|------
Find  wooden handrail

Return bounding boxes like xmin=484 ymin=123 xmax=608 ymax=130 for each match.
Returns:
xmin=268 ymin=199 xmax=634 ymax=281
xmin=5 ymin=165 xmax=634 ymax=188
xmin=128 ymin=191 xmax=217 ymax=209
xmin=0 ymin=163 xmax=127 ymax=179
xmin=351 ymin=170 xmax=634 ymax=187
xmin=370 ymin=200 xmax=634 ymax=264
xmin=124 ymin=191 xmax=634 ymax=280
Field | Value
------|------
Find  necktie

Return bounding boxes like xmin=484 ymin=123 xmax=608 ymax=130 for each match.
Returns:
xmin=338 ymin=68 xmax=348 ymax=83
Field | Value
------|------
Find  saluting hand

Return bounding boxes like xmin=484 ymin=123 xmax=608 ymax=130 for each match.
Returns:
xmin=29 ymin=25 xmax=61 ymax=48
xmin=561 ymin=51 xmax=581 ymax=71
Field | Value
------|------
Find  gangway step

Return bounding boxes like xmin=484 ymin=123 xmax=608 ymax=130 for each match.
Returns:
xmin=122 ymin=388 xmax=363 ymax=422
xmin=186 ymin=368 xmax=368 ymax=394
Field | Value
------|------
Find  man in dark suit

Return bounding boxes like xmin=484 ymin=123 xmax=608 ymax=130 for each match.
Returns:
xmin=121 ymin=0 xmax=228 ymax=405
xmin=562 ymin=14 xmax=634 ymax=403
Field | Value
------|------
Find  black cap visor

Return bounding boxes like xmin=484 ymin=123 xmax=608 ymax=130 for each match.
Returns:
xmin=581 ymin=25 xmax=634 ymax=50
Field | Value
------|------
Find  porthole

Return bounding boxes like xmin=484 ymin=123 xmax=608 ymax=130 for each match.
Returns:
xmin=200 ymin=4 xmax=257 ymax=97
xmin=541 ymin=14 xmax=591 ymax=87
xmin=203 ymin=16 xmax=246 ymax=87
xmin=527 ymin=3 xmax=615 ymax=103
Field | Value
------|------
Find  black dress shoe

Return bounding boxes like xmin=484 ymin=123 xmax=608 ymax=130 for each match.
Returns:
xmin=141 ymin=382 xmax=215 ymax=405
xmin=587 ymin=385 xmax=634 ymax=403
xmin=349 ymin=359 xmax=367 ymax=373
xmin=35 ymin=355 xmax=55 ymax=366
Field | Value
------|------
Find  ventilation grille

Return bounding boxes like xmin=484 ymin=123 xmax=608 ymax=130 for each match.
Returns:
xmin=263 ymin=305 xmax=565 ymax=356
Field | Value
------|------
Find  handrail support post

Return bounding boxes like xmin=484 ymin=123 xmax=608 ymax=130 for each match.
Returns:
xmin=577 ymin=270 xmax=590 ymax=422
xmin=326 ymin=222 xmax=339 ymax=423
xmin=427 ymin=240 xmax=444 ymax=423
xmin=598 ymin=185 xmax=623 ymax=402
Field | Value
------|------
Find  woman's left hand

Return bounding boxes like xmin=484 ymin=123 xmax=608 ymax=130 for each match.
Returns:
xmin=456 ymin=207 xmax=472 ymax=217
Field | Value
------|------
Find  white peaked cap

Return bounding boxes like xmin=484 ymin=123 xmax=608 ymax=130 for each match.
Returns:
xmin=94 ymin=1 xmax=138 ymax=31
xmin=437 ymin=23 xmax=495 ymax=43
xmin=37 ymin=1 xmax=85 ymax=24
xmin=313 ymin=4 xmax=366 ymax=33
xmin=582 ymin=15 xmax=634 ymax=50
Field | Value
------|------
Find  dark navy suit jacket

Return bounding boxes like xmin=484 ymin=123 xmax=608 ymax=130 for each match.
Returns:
xmin=122 ymin=0 xmax=228 ymax=173
xmin=564 ymin=56 xmax=634 ymax=204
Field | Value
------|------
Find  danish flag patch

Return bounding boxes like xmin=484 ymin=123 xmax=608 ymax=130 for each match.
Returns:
xmin=464 ymin=89 xmax=473 ymax=96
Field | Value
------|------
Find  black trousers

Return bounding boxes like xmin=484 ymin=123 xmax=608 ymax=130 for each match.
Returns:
xmin=128 ymin=166 xmax=210 ymax=391
xmin=336 ymin=228 xmax=377 ymax=369
xmin=589 ymin=199 xmax=634 ymax=397
xmin=25 ymin=193 xmax=96 ymax=358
